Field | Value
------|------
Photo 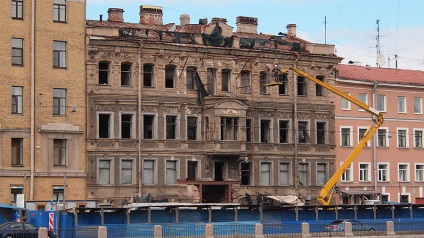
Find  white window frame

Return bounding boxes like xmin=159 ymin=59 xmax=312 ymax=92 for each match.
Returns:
xmin=377 ymin=94 xmax=386 ymax=112
xmin=396 ymin=128 xmax=409 ymax=148
xmin=119 ymin=112 xmax=136 ymax=139
xmin=397 ymin=96 xmax=407 ymax=113
xmin=340 ymin=163 xmax=353 ymax=182
xmin=260 ymin=118 xmax=273 ymax=143
xmin=414 ymin=97 xmax=423 ymax=114
xmin=414 ymin=128 xmax=424 ymax=148
xmin=316 ymin=162 xmax=328 ymax=186
xmin=96 ymin=112 xmax=114 ymax=139
xmin=143 ymin=159 xmax=157 ymax=185
xmin=415 ymin=163 xmax=424 ymax=182
xmin=377 ymin=127 xmax=390 ymax=148
xmin=341 ymin=92 xmax=351 ymax=110
xmin=359 ymin=162 xmax=371 ymax=182
xmin=279 ymin=162 xmax=291 ymax=186
xmin=260 ymin=161 xmax=272 ymax=186
xmin=120 ymin=158 xmax=136 ymax=185
xmin=340 ymin=126 xmax=353 ymax=147
xmin=377 ymin=163 xmax=390 ymax=182
xmin=165 ymin=159 xmax=180 ymax=185
xmin=298 ymin=162 xmax=309 ymax=186
xmin=398 ymin=163 xmax=410 ymax=182
xmin=358 ymin=126 xmax=370 ymax=147
xmin=97 ymin=158 xmax=113 ymax=185
xmin=358 ymin=93 xmax=368 ymax=111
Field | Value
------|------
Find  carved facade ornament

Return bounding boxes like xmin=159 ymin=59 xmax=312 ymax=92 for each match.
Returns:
xmin=297 ymin=113 xmax=310 ymax=120
xmin=141 ymin=106 xmax=157 ymax=113
xmin=164 ymin=107 xmax=180 ymax=114
xmin=99 ymin=52 xmax=135 ymax=62
xmin=314 ymin=114 xmax=328 ymax=120
xmin=220 ymin=109 xmax=240 ymax=115
xmin=96 ymin=104 xmax=116 ymax=111
xmin=258 ymin=111 xmax=274 ymax=118
xmin=277 ymin=112 xmax=292 ymax=119
xmin=118 ymin=105 xmax=136 ymax=112
xmin=186 ymin=107 xmax=201 ymax=115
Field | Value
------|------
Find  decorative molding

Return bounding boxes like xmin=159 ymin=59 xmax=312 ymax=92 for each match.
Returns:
xmin=258 ymin=111 xmax=274 ymax=118
xmin=118 ymin=105 xmax=136 ymax=112
xmin=297 ymin=113 xmax=310 ymax=120
xmin=164 ymin=107 xmax=180 ymax=114
xmin=141 ymin=106 xmax=157 ymax=113
xmin=277 ymin=112 xmax=292 ymax=119
xmin=96 ymin=104 xmax=116 ymax=111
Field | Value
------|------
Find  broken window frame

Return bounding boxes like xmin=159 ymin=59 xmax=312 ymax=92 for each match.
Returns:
xmin=186 ymin=67 xmax=197 ymax=90
xmin=98 ymin=61 xmax=110 ymax=85
xmin=298 ymin=162 xmax=309 ymax=186
xmin=187 ymin=116 xmax=198 ymax=140
xmin=240 ymin=162 xmax=251 ymax=186
xmin=259 ymin=71 xmax=269 ymax=95
xmin=165 ymin=64 xmax=176 ymax=88
xmin=143 ymin=63 xmax=154 ymax=87
xmin=221 ymin=69 xmax=231 ymax=92
xmin=298 ymin=121 xmax=309 ymax=144
xmin=207 ymin=68 xmax=216 ymax=95
xmin=315 ymin=75 xmax=325 ymax=97
xmin=187 ymin=161 xmax=198 ymax=181
xmin=143 ymin=114 xmax=155 ymax=139
xmin=297 ymin=76 xmax=307 ymax=96
xmin=279 ymin=120 xmax=289 ymax=143
xmin=121 ymin=62 xmax=132 ymax=86
xmin=221 ymin=117 xmax=238 ymax=141
xmin=120 ymin=114 xmax=133 ymax=139
xmin=165 ymin=115 xmax=178 ymax=140
xmin=260 ymin=119 xmax=271 ymax=143
xmin=98 ymin=113 xmax=112 ymax=139
xmin=316 ymin=121 xmax=327 ymax=145
xmin=240 ymin=70 xmax=251 ymax=94
xmin=278 ymin=73 xmax=288 ymax=95
xmin=246 ymin=118 xmax=252 ymax=142
xmin=166 ymin=160 xmax=178 ymax=184
xmin=204 ymin=116 xmax=210 ymax=141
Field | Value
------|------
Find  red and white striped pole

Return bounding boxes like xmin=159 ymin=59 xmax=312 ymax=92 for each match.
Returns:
xmin=49 ymin=213 xmax=54 ymax=231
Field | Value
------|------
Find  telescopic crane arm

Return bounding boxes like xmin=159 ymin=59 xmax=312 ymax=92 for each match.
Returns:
xmin=268 ymin=67 xmax=384 ymax=205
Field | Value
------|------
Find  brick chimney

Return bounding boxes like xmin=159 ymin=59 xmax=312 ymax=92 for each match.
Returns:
xmin=236 ymin=16 xmax=258 ymax=34
xmin=139 ymin=5 xmax=163 ymax=25
xmin=211 ymin=17 xmax=227 ymax=24
xmin=107 ymin=8 xmax=124 ymax=22
xmin=180 ymin=14 xmax=190 ymax=25
xmin=287 ymin=24 xmax=297 ymax=37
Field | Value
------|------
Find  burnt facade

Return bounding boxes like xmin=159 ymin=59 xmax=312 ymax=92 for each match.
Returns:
xmin=86 ymin=6 xmax=342 ymax=206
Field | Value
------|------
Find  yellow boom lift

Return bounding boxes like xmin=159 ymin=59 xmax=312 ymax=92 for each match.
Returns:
xmin=267 ymin=67 xmax=384 ymax=205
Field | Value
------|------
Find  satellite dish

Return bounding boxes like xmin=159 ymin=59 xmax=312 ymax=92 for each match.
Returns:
xmin=376 ymin=54 xmax=386 ymax=66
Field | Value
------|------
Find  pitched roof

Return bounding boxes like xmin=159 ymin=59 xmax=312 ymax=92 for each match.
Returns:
xmin=336 ymin=64 xmax=424 ymax=86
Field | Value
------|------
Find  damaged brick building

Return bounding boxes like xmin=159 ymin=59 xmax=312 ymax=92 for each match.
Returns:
xmin=86 ymin=6 xmax=342 ymax=206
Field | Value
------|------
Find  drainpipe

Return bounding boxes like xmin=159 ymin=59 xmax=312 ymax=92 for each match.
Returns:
xmin=138 ymin=45 xmax=142 ymax=197
xmin=30 ymin=0 xmax=36 ymax=200
xmin=372 ymin=82 xmax=378 ymax=196
xmin=293 ymin=55 xmax=300 ymax=190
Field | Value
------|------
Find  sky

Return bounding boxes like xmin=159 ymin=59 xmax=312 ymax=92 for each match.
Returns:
xmin=86 ymin=0 xmax=424 ymax=71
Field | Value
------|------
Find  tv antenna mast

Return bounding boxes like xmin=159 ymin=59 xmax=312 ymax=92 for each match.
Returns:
xmin=375 ymin=19 xmax=386 ymax=68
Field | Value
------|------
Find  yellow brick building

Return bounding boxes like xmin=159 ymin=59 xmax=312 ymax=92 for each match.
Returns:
xmin=0 ymin=0 xmax=86 ymax=209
